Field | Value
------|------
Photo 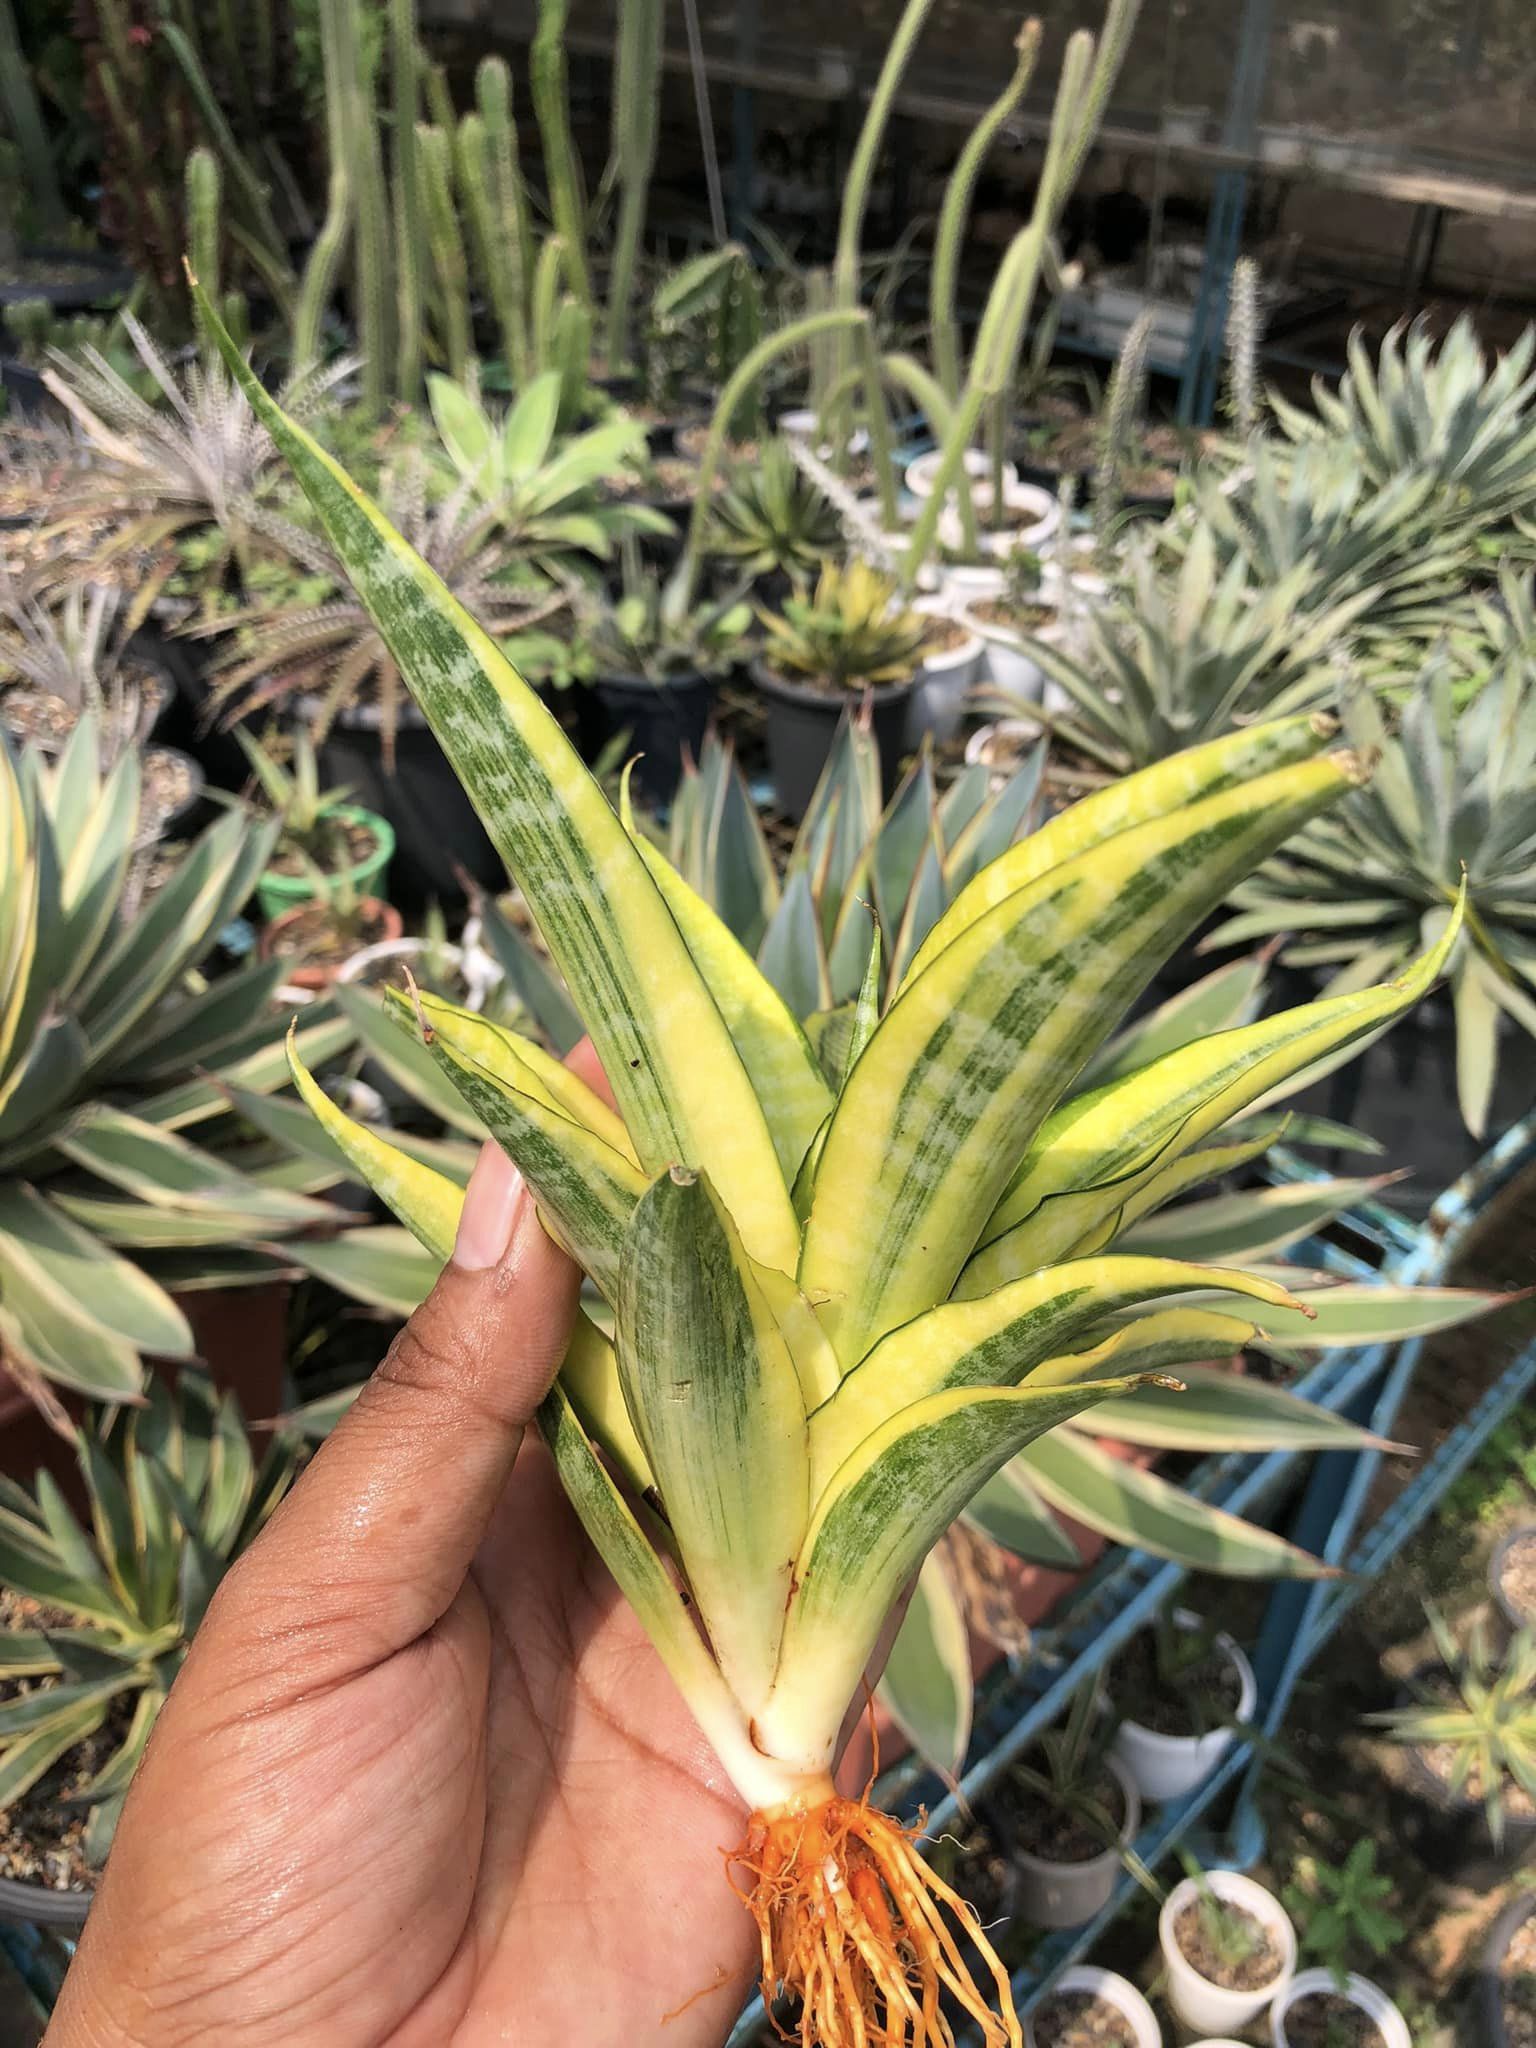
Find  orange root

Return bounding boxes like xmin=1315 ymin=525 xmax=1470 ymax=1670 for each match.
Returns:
xmin=732 ymin=1794 xmax=1022 ymax=2048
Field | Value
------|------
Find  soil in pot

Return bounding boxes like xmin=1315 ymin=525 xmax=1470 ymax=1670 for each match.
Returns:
xmin=1283 ymin=1989 xmax=1385 ymax=2047
xmin=0 ymin=1590 xmax=117 ymax=1897
xmin=269 ymin=812 xmax=382 ymax=881
xmin=1109 ymin=1625 xmax=1242 ymax=1737
xmin=1497 ymin=1531 xmax=1536 ymax=1628
xmin=970 ymin=598 xmax=1058 ymax=637
xmin=264 ymin=896 xmax=398 ymax=971
xmin=1173 ymin=1894 xmax=1283 ymax=1991
xmin=994 ymin=1759 xmax=1127 ymax=1863
xmin=1029 ymin=1988 xmax=1138 ymax=2047
xmin=1502 ymin=1910 xmax=1536 ymax=2048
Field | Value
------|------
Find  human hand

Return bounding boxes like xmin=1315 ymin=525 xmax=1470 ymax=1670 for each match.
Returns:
xmin=47 ymin=1044 xmax=789 ymax=2048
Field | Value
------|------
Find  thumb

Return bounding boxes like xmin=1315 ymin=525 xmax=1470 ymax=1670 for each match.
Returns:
xmin=215 ymin=1141 xmax=581 ymax=1679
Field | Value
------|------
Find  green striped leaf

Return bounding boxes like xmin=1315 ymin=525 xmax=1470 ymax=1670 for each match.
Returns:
xmin=617 ymin=1171 xmax=807 ymax=1711
xmin=0 ymin=1186 xmax=192 ymax=1359
xmin=808 ymin=1257 xmax=1300 ymax=1495
xmin=0 ymin=1233 xmax=145 ymax=1400
xmin=802 ymin=752 xmax=1355 ymax=1366
xmin=561 ymin=1314 xmax=652 ymax=1496
xmin=878 ymin=1553 xmax=973 ymax=1776
xmin=964 ymin=1463 xmax=1080 ymax=1568
xmin=136 ymin=1012 xmax=355 ymax=1130
xmin=1080 ymin=1365 xmax=1390 ymax=1452
xmin=1018 ymin=1429 xmax=1335 ymax=1577
xmin=195 ymin=284 xmax=797 ymax=1274
xmin=0 ymin=1696 xmax=112 ymax=1808
xmin=1081 ymin=953 xmax=1271 ymax=1089
xmin=1245 ymin=1276 xmax=1506 ymax=1349
xmin=1119 ymin=1174 xmax=1400 ymax=1264
xmin=903 ymin=716 xmax=1334 ymax=986
xmin=279 ymin=1227 xmax=442 ymax=1317
xmin=760 ymin=1371 xmax=1172 ymax=1769
xmin=57 ymin=1107 xmax=337 ymax=1230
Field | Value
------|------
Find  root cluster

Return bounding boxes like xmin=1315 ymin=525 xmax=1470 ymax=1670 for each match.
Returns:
xmin=734 ymin=1794 xmax=1022 ymax=2048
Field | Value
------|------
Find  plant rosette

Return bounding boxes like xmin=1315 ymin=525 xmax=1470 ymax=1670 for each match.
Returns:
xmin=1492 ymin=1525 xmax=1536 ymax=1639
xmin=1108 ymin=1606 xmax=1257 ymax=1804
xmin=259 ymin=896 xmax=405 ymax=995
xmin=1390 ymin=1656 xmax=1536 ymax=1887
xmin=256 ymin=804 xmax=396 ymax=922
xmin=1024 ymin=1965 xmax=1160 ymax=2048
xmin=997 ymin=1751 xmax=1142 ymax=1932
xmin=1160 ymin=1869 xmax=1297 ymax=2035
xmin=911 ymin=596 xmax=986 ymax=744
xmin=1270 ymin=1969 xmax=1411 ymax=2048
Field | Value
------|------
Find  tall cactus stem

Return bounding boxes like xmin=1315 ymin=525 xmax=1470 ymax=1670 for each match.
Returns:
xmin=390 ymin=0 xmax=425 ymax=399
xmin=419 ymin=121 xmax=471 ymax=384
xmin=185 ymin=147 xmax=222 ymax=367
xmin=531 ymin=0 xmax=593 ymax=311
xmin=605 ymin=0 xmax=662 ymax=374
xmin=294 ymin=0 xmax=354 ymax=376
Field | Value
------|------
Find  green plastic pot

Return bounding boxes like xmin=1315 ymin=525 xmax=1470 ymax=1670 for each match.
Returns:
xmin=255 ymin=805 xmax=395 ymax=922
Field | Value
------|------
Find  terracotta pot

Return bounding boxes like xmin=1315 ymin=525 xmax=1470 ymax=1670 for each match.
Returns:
xmin=259 ymin=899 xmax=404 ymax=992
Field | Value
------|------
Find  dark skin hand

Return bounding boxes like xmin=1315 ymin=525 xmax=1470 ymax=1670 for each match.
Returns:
xmin=47 ymin=1045 xmax=883 ymax=2048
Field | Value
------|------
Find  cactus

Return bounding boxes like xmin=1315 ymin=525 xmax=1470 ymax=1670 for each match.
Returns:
xmin=1222 ymin=253 xmax=1263 ymax=439
xmin=294 ymin=0 xmax=353 ymax=374
xmin=478 ymin=56 xmax=533 ymax=310
xmin=391 ymin=0 xmax=426 ymax=399
xmin=458 ymin=110 xmax=527 ymax=384
xmin=3 ymin=296 xmax=53 ymax=363
xmin=158 ymin=19 xmax=293 ymax=282
xmin=419 ymin=122 xmax=470 ymax=384
xmin=530 ymin=0 xmax=593 ymax=313
xmin=0 ymin=0 xmax=66 ymax=233
xmin=1094 ymin=305 xmax=1154 ymax=555
xmin=335 ymin=0 xmax=394 ymax=415
xmin=605 ymin=0 xmax=663 ymax=374
xmin=185 ymin=146 xmax=222 ymax=364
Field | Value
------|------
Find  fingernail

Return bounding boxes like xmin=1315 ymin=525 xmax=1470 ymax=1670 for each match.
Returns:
xmin=453 ymin=1142 xmax=525 ymax=1271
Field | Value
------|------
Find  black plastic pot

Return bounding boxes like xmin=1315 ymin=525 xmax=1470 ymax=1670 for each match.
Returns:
xmin=0 ymin=249 xmax=133 ymax=312
xmin=586 ymin=670 xmax=717 ymax=807
xmin=751 ymin=658 xmax=918 ymax=823
xmin=1477 ymin=1889 xmax=1536 ymax=2046
xmin=0 ymin=1872 xmax=90 ymax=1930
xmin=1491 ymin=1525 xmax=1536 ymax=1641
xmin=317 ymin=711 xmax=505 ymax=909
xmin=1393 ymin=1663 xmax=1536 ymax=1891
xmin=0 ymin=356 xmax=58 ymax=419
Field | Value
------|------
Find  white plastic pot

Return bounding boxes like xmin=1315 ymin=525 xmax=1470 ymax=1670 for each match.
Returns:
xmin=1110 ymin=1610 xmax=1257 ymax=1804
xmin=1271 ymin=1969 xmax=1411 ymax=2048
xmin=1024 ymin=1966 xmax=1160 ymax=2048
xmin=959 ymin=600 xmax=1065 ymax=706
xmin=911 ymin=596 xmax=985 ymax=744
xmin=938 ymin=487 xmax=1061 ymax=560
xmin=905 ymin=447 xmax=1019 ymax=503
xmin=965 ymin=717 xmax=1044 ymax=782
xmin=1160 ymin=1869 xmax=1296 ymax=2036
xmin=940 ymin=559 xmax=1008 ymax=606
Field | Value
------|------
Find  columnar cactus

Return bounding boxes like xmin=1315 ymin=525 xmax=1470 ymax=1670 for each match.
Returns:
xmin=605 ymin=0 xmax=663 ymax=374
xmin=391 ymin=0 xmax=426 ymax=400
xmin=530 ymin=0 xmax=593 ymax=313
xmin=419 ymin=121 xmax=471 ymax=384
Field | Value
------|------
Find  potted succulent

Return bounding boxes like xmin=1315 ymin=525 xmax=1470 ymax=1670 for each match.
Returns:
xmin=960 ymin=546 xmax=1064 ymax=703
xmin=1478 ymin=1889 xmax=1536 ymax=2048
xmin=991 ymin=1685 xmax=1143 ymax=1932
xmin=1372 ymin=1609 xmax=1536 ymax=1889
xmin=238 ymin=728 xmax=395 ymax=923
xmin=1270 ymin=1970 xmax=1412 ymax=2048
xmin=706 ymin=440 xmax=842 ymax=600
xmin=259 ymin=860 xmax=404 ymax=993
xmin=1159 ymin=1861 xmax=1297 ymax=2036
xmin=1108 ymin=1605 xmax=1257 ymax=1804
xmin=1493 ymin=1525 xmax=1536 ymax=1639
xmin=0 ymin=1373 xmax=300 ymax=1927
xmin=753 ymin=557 xmax=936 ymax=818
xmin=1024 ymin=1965 xmax=1160 ymax=2048
xmin=910 ymin=595 xmax=986 ymax=745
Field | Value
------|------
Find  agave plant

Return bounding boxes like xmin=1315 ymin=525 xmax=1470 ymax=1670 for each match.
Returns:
xmin=39 ymin=314 xmax=352 ymax=613
xmin=1210 ymin=621 xmax=1536 ymax=1137
xmin=426 ymin=367 xmax=669 ymax=562
xmin=206 ymin=279 xmax=1475 ymax=2046
xmin=758 ymin=556 xmax=934 ymax=692
xmin=1371 ymin=1608 xmax=1536 ymax=1848
xmin=0 ymin=717 xmax=355 ymax=1406
xmin=190 ymin=457 xmax=566 ymax=762
xmin=0 ymin=1372 xmax=298 ymax=1859
xmin=1018 ymin=521 xmax=1377 ymax=773
xmin=708 ymin=439 xmax=842 ymax=583
xmin=1270 ymin=316 xmax=1536 ymax=548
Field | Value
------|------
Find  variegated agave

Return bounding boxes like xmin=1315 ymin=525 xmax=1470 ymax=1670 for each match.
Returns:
xmin=0 ymin=718 xmax=352 ymax=1407
xmin=203 ymin=279 xmax=1474 ymax=2048
xmin=0 ymin=1373 xmax=298 ymax=1859
xmin=1212 ymin=602 xmax=1536 ymax=1138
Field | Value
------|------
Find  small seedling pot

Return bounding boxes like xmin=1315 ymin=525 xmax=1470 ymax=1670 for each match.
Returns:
xmin=1024 ymin=1965 xmax=1160 ymax=2048
xmin=1477 ymin=1889 xmax=1536 ymax=2046
xmin=1490 ymin=1523 xmax=1536 ymax=1640
xmin=1110 ymin=1609 xmax=1257 ymax=1804
xmin=256 ymin=804 xmax=396 ymax=922
xmin=1270 ymin=1968 xmax=1410 ymax=2048
xmin=1159 ymin=1869 xmax=1296 ymax=2036
xmin=751 ymin=659 xmax=918 ymax=822
xmin=1007 ymin=1753 xmax=1141 ymax=1931
xmin=260 ymin=899 xmax=405 ymax=993
xmin=910 ymin=597 xmax=985 ymax=744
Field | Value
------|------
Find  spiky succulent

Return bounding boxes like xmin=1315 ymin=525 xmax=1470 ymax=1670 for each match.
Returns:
xmin=1211 ymin=609 xmax=1536 ymax=1136
xmin=0 ymin=1373 xmax=298 ymax=1861
xmin=0 ymin=578 xmax=161 ymax=764
xmin=1372 ymin=1609 xmax=1536 ymax=1849
xmin=0 ymin=718 xmax=354 ymax=1404
xmin=758 ymin=557 xmax=933 ymax=691
xmin=1020 ymin=521 xmax=1375 ymax=772
xmin=708 ymin=439 xmax=842 ymax=582
xmin=202 ymin=279 xmax=1483 ymax=2045
xmin=1270 ymin=315 xmax=1536 ymax=550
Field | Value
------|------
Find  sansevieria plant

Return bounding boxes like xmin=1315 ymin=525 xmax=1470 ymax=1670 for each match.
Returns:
xmin=195 ymin=275 xmax=1463 ymax=2048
